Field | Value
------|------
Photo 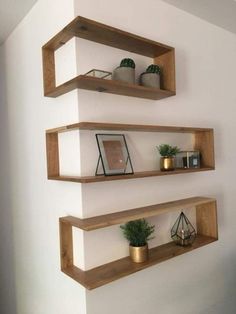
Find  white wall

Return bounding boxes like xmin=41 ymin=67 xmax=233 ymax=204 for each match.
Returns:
xmin=73 ymin=1 xmax=236 ymax=314
xmin=0 ymin=0 xmax=87 ymax=313
xmin=1 ymin=0 xmax=236 ymax=313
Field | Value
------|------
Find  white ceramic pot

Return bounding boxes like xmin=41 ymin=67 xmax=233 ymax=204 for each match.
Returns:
xmin=112 ymin=67 xmax=135 ymax=84
xmin=140 ymin=72 xmax=160 ymax=88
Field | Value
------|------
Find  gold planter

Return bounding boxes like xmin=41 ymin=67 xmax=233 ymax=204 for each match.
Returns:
xmin=160 ymin=157 xmax=175 ymax=171
xmin=129 ymin=244 xmax=149 ymax=263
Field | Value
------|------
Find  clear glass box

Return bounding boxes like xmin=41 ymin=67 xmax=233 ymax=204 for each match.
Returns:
xmin=84 ymin=69 xmax=112 ymax=79
xmin=176 ymin=151 xmax=200 ymax=169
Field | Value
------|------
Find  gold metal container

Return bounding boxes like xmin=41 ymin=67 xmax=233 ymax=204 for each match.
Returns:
xmin=129 ymin=244 xmax=148 ymax=263
xmin=160 ymin=157 xmax=175 ymax=171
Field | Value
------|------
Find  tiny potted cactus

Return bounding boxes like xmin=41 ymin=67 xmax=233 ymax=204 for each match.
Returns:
xmin=140 ymin=64 xmax=161 ymax=88
xmin=120 ymin=219 xmax=155 ymax=263
xmin=112 ymin=58 xmax=135 ymax=84
xmin=157 ymin=144 xmax=180 ymax=171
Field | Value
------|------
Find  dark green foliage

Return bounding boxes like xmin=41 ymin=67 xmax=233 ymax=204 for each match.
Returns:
xmin=157 ymin=144 xmax=181 ymax=157
xmin=120 ymin=219 xmax=155 ymax=247
xmin=120 ymin=58 xmax=136 ymax=68
xmin=146 ymin=64 xmax=161 ymax=74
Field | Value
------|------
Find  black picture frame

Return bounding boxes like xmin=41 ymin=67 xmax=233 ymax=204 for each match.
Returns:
xmin=95 ymin=134 xmax=134 ymax=176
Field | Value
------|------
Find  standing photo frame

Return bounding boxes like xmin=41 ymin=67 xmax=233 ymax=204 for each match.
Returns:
xmin=95 ymin=134 xmax=134 ymax=176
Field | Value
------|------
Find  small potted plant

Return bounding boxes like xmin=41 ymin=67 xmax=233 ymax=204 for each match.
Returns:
xmin=157 ymin=144 xmax=180 ymax=171
xmin=112 ymin=58 xmax=135 ymax=84
xmin=120 ymin=219 xmax=155 ymax=263
xmin=140 ymin=64 xmax=161 ymax=88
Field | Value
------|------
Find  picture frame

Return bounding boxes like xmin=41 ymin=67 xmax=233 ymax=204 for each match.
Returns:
xmin=95 ymin=134 xmax=134 ymax=176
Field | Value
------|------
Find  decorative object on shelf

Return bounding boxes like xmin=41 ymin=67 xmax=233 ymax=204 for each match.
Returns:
xmin=176 ymin=151 xmax=200 ymax=169
xmin=140 ymin=64 xmax=161 ymax=88
xmin=84 ymin=69 xmax=112 ymax=79
xmin=112 ymin=58 xmax=135 ymax=84
xmin=95 ymin=134 xmax=134 ymax=176
xmin=120 ymin=219 xmax=155 ymax=263
xmin=157 ymin=144 xmax=180 ymax=171
xmin=171 ymin=212 xmax=196 ymax=246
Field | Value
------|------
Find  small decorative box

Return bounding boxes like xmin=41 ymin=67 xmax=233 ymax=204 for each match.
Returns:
xmin=84 ymin=69 xmax=112 ymax=79
xmin=176 ymin=151 xmax=200 ymax=169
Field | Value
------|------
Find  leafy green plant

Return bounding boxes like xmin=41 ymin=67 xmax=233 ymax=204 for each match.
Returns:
xmin=120 ymin=58 xmax=136 ymax=68
xmin=146 ymin=64 xmax=161 ymax=74
xmin=157 ymin=144 xmax=180 ymax=157
xmin=120 ymin=219 xmax=155 ymax=247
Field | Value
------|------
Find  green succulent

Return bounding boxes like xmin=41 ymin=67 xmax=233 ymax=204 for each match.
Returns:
xmin=157 ymin=144 xmax=181 ymax=157
xmin=120 ymin=58 xmax=135 ymax=69
xmin=120 ymin=219 xmax=155 ymax=247
xmin=146 ymin=64 xmax=161 ymax=74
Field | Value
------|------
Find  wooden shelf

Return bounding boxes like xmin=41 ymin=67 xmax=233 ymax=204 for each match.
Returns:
xmin=44 ymin=75 xmax=175 ymax=99
xmin=60 ymin=197 xmax=218 ymax=289
xmin=46 ymin=121 xmax=215 ymax=183
xmin=49 ymin=167 xmax=214 ymax=184
xmin=46 ymin=121 xmax=213 ymax=134
xmin=42 ymin=16 xmax=175 ymax=99
xmin=60 ymin=196 xmax=215 ymax=231
xmin=62 ymin=235 xmax=216 ymax=290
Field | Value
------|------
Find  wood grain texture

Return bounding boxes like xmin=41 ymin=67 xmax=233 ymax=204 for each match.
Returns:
xmin=44 ymin=75 xmax=176 ymax=99
xmin=43 ymin=16 xmax=173 ymax=57
xmin=46 ymin=121 xmax=213 ymax=134
xmin=62 ymin=235 xmax=217 ymax=290
xmin=60 ymin=197 xmax=215 ymax=231
xmin=46 ymin=133 xmax=60 ymax=177
xmin=196 ymin=201 xmax=218 ymax=239
xmin=60 ymin=220 xmax=73 ymax=269
xmin=48 ymin=167 xmax=214 ymax=184
xmin=155 ymin=49 xmax=176 ymax=92
xmin=42 ymin=48 xmax=56 ymax=95
xmin=194 ymin=130 xmax=215 ymax=168
xmin=42 ymin=16 xmax=176 ymax=98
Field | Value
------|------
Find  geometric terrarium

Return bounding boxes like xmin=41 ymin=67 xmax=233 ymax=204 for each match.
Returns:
xmin=171 ymin=212 xmax=196 ymax=246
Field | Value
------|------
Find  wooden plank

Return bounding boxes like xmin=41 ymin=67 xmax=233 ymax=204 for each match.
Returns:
xmin=43 ymin=16 xmax=173 ymax=57
xmin=46 ymin=133 xmax=60 ymax=177
xmin=194 ymin=130 xmax=215 ymax=168
xmin=44 ymin=75 xmax=176 ymax=99
xmin=60 ymin=220 xmax=73 ymax=269
xmin=155 ymin=49 xmax=176 ymax=92
xmin=62 ymin=235 xmax=217 ymax=290
xmin=48 ymin=167 xmax=214 ymax=184
xmin=196 ymin=201 xmax=218 ymax=239
xmin=42 ymin=48 xmax=56 ymax=96
xmin=61 ymin=197 xmax=215 ymax=231
xmin=46 ymin=121 xmax=213 ymax=134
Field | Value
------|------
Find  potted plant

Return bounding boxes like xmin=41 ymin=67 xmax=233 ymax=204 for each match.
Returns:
xmin=157 ymin=144 xmax=180 ymax=171
xmin=140 ymin=64 xmax=161 ymax=88
xmin=120 ymin=219 xmax=155 ymax=263
xmin=112 ymin=58 xmax=135 ymax=84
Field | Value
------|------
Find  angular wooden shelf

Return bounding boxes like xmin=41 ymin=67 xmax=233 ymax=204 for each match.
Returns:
xmin=60 ymin=196 xmax=215 ymax=231
xmin=46 ymin=122 xmax=215 ymax=183
xmin=49 ymin=167 xmax=214 ymax=184
xmin=60 ymin=197 xmax=218 ymax=289
xmin=42 ymin=16 xmax=176 ymax=99
xmin=44 ymin=75 xmax=175 ymax=99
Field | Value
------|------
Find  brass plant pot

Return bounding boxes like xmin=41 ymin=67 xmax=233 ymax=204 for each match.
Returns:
xmin=160 ymin=157 xmax=175 ymax=171
xmin=129 ymin=244 xmax=149 ymax=263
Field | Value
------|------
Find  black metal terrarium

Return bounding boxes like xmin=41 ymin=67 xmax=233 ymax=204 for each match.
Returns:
xmin=171 ymin=212 xmax=196 ymax=246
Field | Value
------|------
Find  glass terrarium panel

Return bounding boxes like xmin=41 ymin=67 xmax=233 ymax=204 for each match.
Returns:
xmin=176 ymin=151 xmax=200 ymax=169
xmin=84 ymin=69 xmax=112 ymax=79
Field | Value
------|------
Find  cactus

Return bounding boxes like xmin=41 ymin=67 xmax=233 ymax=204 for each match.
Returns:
xmin=146 ymin=64 xmax=161 ymax=75
xmin=120 ymin=58 xmax=135 ymax=69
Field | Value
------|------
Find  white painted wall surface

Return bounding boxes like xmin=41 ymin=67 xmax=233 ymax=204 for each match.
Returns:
xmin=0 ymin=0 xmax=87 ymax=313
xmin=1 ymin=0 xmax=236 ymax=313
xmin=73 ymin=0 xmax=236 ymax=313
